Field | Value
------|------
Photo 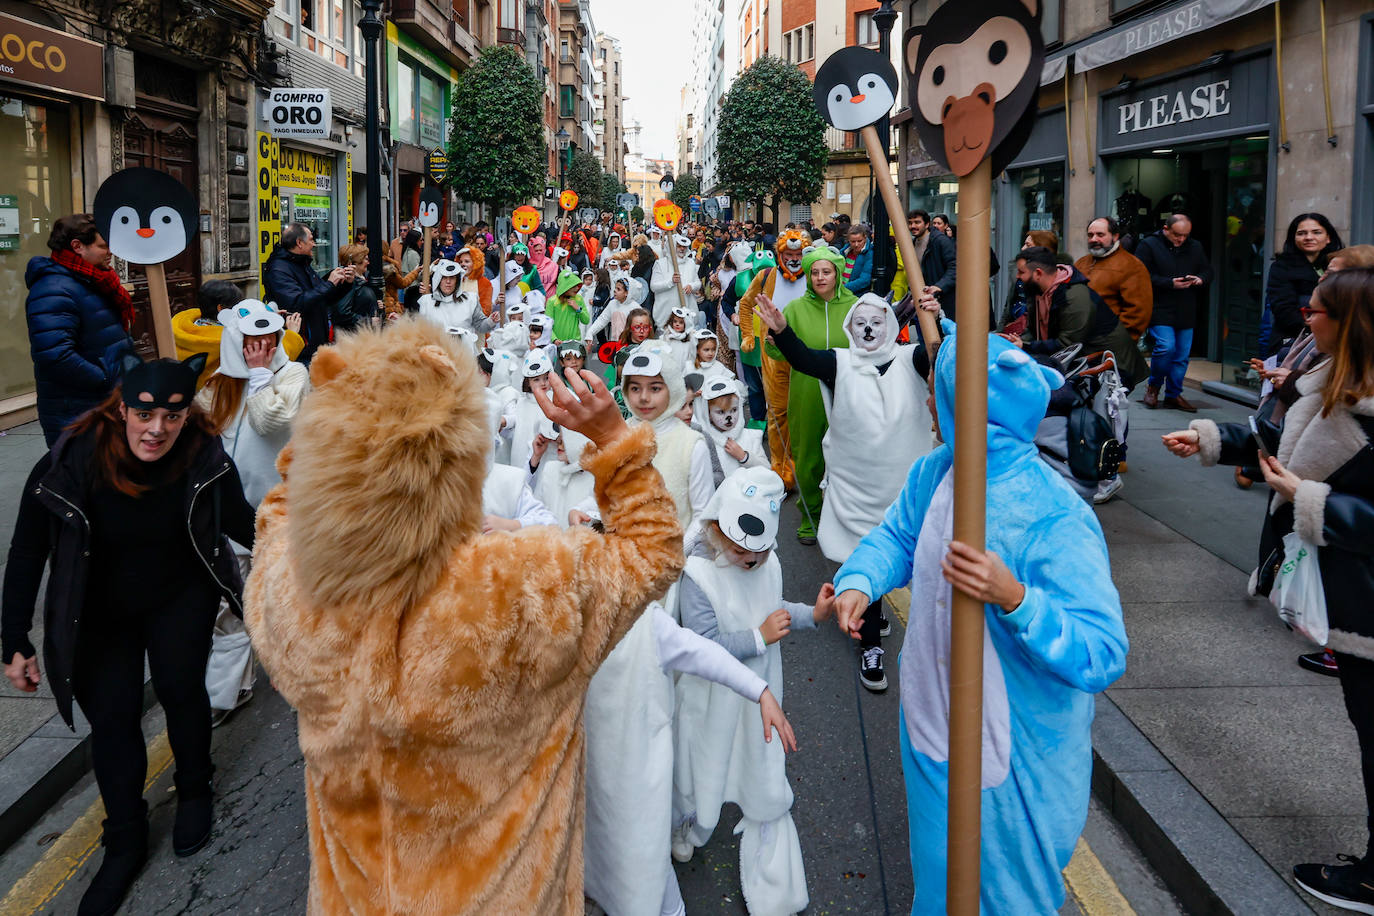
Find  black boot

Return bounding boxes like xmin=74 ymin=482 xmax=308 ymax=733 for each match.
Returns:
xmin=172 ymin=772 xmax=214 ymax=857
xmin=78 ymin=817 xmax=148 ymax=916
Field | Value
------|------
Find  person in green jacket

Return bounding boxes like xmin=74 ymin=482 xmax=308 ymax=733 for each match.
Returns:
xmin=778 ymin=246 xmax=856 ymax=543
xmin=547 ymin=268 xmax=590 ymax=342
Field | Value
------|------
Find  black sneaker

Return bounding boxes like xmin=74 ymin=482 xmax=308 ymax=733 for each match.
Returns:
xmin=1298 ymin=650 xmax=1340 ymax=678
xmin=879 ymin=614 xmax=892 ymax=638
xmin=1295 ymin=856 xmax=1374 ymax=913
xmin=859 ymin=646 xmax=887 ymax=692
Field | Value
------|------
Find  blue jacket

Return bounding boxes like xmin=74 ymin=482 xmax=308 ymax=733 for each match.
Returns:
xmin=835 ymin=334 xmax=1127 ymax=914
xmin=843 ymin=241 xmax=872 ymax=294
xmin=24 ymin=257 xmax=132 ymax=431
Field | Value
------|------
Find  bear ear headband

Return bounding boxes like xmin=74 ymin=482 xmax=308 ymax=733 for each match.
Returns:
xmin=622 ymin=349 xmax=664 ymax=378
xmin=120 ymin=353 xmax=206 ymax=410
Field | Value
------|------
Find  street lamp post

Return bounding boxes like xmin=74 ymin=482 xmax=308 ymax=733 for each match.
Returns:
xmin=870 ymin=0 xmax=898 ymax=297
xmin=358 ymin=0 xmax=384 ymax=295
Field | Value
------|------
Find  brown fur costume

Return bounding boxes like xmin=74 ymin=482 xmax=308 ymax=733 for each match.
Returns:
xmin=244 ymin=319 xmax=684 ymax=914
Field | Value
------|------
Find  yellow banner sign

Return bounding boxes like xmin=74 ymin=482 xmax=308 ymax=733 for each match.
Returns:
xmin=277 ymin=144 xmax=334 ymax=192
xmin=256 ymin=132 xmax=281 ymax=297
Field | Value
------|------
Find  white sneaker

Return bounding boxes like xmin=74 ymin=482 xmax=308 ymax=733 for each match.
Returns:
xmin=671 ymin=824 xmax=694 ymax=863
xmin=1092 ymin=476 xmax=1124 ymax=505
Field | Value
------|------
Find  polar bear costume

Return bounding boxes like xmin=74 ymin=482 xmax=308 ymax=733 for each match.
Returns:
xmin=417 ymin=259 xmax=494 ymax=340
xmin=693 ymin=376 xmax=766 ymax=488
xmin=671 ymin=468 xmax=810 ymax=916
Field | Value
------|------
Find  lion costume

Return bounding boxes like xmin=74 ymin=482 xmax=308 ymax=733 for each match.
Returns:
xmin=735 ymin=229 xmax=812 ymax=491
xmin=244 ymin=319 xmax=685 ymax=914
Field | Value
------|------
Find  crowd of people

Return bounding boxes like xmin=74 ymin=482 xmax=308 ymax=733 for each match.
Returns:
xmin=4 ymin=199 xmax=1373 ymax=916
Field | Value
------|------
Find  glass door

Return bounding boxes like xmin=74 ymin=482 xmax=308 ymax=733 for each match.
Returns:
xmin=1218 ymin=138 xmax=1267 ymax=389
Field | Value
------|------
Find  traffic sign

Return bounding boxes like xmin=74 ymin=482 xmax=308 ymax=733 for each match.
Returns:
xmin=427 ymin=147 xmax=448 ymax=184
xmin=262 ymin=88 xmax=330 ymax=139
xmin=688 ymin=194 xmax=702 ymax=212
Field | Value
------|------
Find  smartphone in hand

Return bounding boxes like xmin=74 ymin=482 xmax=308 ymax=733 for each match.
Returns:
xmin=1249 ymin=415 xmax=1272 ymax=460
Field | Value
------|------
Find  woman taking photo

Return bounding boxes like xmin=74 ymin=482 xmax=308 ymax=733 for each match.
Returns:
xmin=3 ymin=354 xmax=256 ymax=915
xmin=1162 ymin=267 xmax=1374 ymax=914
xmin=1265 ymin=212 xmax=1344 ymax=356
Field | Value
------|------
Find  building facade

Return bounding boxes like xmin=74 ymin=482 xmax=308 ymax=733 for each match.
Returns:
xmin=897 ymin=0 xmax=1372 ymax=402
xmin=595 ymin=32 xmax=626 ymax=182
xmin=0 ymin=0 xmax=273 ymax=426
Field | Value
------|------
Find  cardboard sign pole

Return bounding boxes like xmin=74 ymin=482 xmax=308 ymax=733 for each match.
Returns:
xmin=946 ymin=157 xmax=992 ymax=916
xmin=665 ymin=235 xmax=687 ymax=308
xmin=144 ymin=263 xmax=177 ymax=359
xmin=859 ymin=125 xmax=940 ymax=352
xmin=422 ymin=226 xmax=433 ymax=288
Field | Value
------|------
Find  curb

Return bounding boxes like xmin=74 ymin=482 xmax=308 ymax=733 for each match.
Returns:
xmin=1091 ymin=694 xmax=1314 ymax=915
xmin=0 ymin=679 xmax=157 ymax=858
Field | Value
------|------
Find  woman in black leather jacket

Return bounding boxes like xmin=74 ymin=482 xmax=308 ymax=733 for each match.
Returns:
xmin=2 ymin=354 xmax=255 ymax=916
xmin=1163 ymin=267 xmax=1374 ymax=914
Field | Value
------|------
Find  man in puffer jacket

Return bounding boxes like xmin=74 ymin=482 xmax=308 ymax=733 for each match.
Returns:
xmin=262 ymin=222 xmax=354 ymax=364
xmin=24 ymin=214 xmax=135 ymax=445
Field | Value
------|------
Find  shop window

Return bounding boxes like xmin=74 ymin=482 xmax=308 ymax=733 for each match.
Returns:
xmin=419 ymin=74 xmax=445 ymax=146
xmin=0 ymin=96 xmax=73 ymax=400
xmin=396 ymin=57 xmax=417 ymax=144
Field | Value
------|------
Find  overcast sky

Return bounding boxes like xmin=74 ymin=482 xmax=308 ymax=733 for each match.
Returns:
xmin=590 ymin=0 xmax=693 ymax=161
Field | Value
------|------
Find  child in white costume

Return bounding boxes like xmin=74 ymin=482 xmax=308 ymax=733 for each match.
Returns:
xmin=529 ymin=424 xmax=596 ymax=528
xmin=692 ymin=328 xmax=735 ymax=381
xmin=417 ymin=259 xmax=494 ymax=339
xmin=621 ymin=344 xmax=713 ymax=558
xmin=488 ymin=301 xmax=529 ymax=355
xmin=754 ymin=291 xmax=940 ymax=690
xmin=584 ymin=276 xmax=643 ymax=345
xmin=671 ymin=468 xmax=831 ymax=916
xmin=196 ymin=298 xmax=310 ymax=720
xmin=478 ymin=347 xmax=521 ymax=465
xmin=693 ymin=376 xmax=766 ymax=488
xmin=480 ymin=389 xmax=557 ymax=530
xmin=583 ymin=595 xmax=795 ymax=916
xmin=662 ymin=307 xmax=694 ymax=368
xmin=505 ymin=349 xmax=556 ymax=472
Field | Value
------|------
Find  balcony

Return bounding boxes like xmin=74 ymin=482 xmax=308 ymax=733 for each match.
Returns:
xmin=497 ymin=26 xmax=525 ymax=47
xmin=392 ymin=0 xmax=475 ymax=67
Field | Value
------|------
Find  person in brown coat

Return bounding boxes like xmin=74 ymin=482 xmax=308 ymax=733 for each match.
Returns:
xmin=244 ymin=319 xmax=685 ymax=915
xmin=1074 ymin=217 xmax=1153 ymax=341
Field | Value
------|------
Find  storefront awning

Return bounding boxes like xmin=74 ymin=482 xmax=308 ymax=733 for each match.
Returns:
xmin=1040 ymin=54 xmax=1069 ymax=86
xmin=1073 ymin=0 xmax=1277 ymax=72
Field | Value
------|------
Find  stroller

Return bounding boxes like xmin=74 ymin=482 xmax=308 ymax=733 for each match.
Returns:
xmin=1034 ymin=343 xmax=1129 ymax=503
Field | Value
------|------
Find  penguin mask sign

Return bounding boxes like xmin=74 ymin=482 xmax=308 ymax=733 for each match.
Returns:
xmin=93 ymin=167 xmax=200 ymax=359
xmin=93 ymin=167 xmax=198 ymax=265
xmin=812 ymin=47 xmax=899 ymax=132
xmin=417 ymin=185 xmax=443 ymax=228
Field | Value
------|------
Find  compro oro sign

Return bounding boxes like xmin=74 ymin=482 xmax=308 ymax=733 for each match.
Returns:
xmin=263 ymin=89 xmax=331 ymax=139
xmin=0 ymin=13 xmax=104 ymax=100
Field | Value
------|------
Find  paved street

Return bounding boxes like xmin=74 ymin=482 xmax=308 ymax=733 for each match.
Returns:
xmin=0 ymin=384 xmax=1361 ymax=914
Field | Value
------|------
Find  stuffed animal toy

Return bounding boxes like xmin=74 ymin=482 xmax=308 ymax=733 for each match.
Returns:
xmin=244 ymin=318 xmax=685 ymax=915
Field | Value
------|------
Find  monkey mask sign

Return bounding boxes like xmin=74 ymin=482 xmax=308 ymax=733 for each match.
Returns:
xmin=904 ymin=0 xmax=1044 ymax=177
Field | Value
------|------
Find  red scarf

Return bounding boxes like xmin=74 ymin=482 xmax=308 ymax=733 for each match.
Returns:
xmin=51 ymin=249 xmax=136 ymax=332
xmin=1033 ymin=264 xmax=1074 ymax=343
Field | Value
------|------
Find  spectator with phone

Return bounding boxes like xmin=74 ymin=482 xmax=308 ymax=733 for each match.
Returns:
xmin=1135 ymin=213 xmax=1213 ymax=411
xmin=1160 ymin=267 xmax=1374 ymax=915
xmin=262 ymin=222 xmax=355 ymax=364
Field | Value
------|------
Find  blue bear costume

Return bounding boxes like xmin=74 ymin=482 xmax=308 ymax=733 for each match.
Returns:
xmin=834 ymin=334 xmax=1128 ymax=914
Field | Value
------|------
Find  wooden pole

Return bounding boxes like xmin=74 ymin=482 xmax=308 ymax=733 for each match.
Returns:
xmin=144 ymin=262 xmax=176 ymax=359
xmin=859 ymin=125 xmax=941 ymax=353
xmin=946 ymin=156 xmax=992 ymax=916
xmin=422 ymin=226 xmax=433 ymax=287
xmin=665 ymin=231 xmax=687 ymax=310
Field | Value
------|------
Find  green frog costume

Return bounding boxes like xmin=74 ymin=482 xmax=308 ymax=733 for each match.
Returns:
xmin=781 ymin=247 xmax=855 ymax=542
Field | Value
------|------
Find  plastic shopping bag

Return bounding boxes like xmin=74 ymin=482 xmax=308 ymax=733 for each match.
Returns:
xmin=1273 ymin=531 xmax=1328 ymax=645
